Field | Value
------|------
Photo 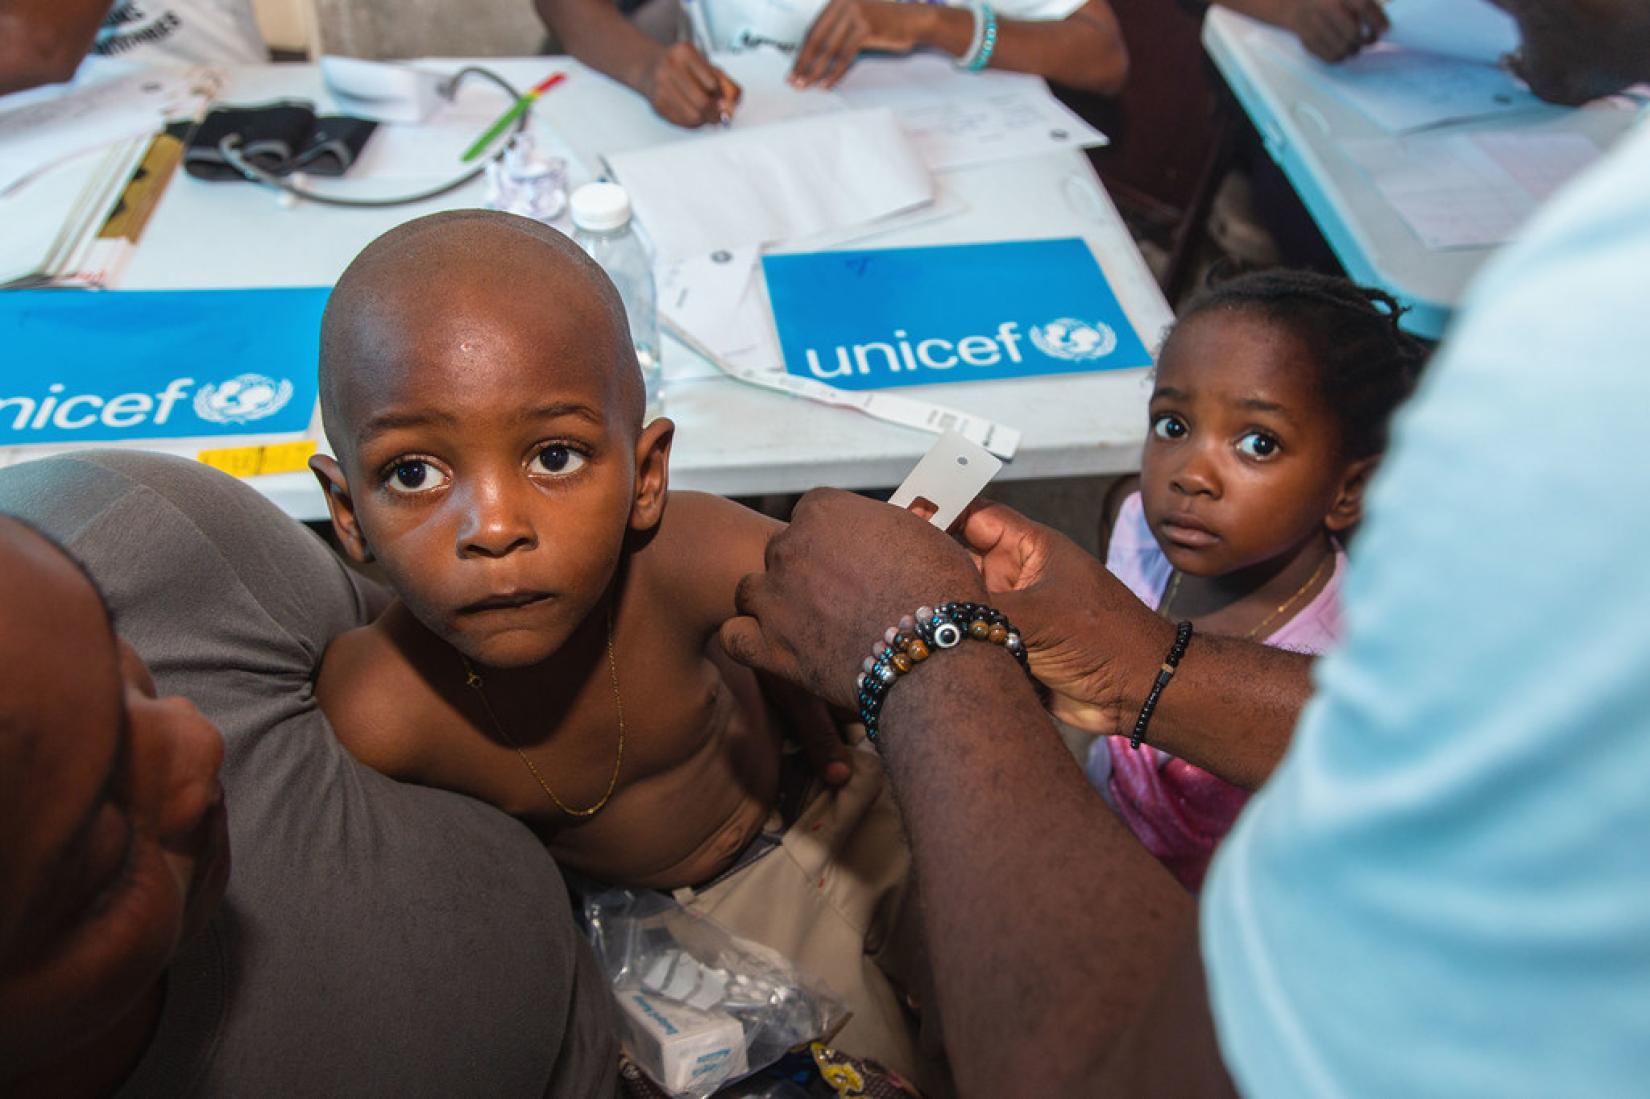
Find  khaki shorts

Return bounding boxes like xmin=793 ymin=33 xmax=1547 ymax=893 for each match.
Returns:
xmin=671 ymin=744 xmax=924 ymax=1085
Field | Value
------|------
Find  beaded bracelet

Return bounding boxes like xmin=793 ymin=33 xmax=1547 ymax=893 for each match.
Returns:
xmin=855 ymin=601 xmax=1032 ymax=746
xmin=967 ymin=4 xmax=999 ymax=72
xmin=1128 ymin=620 xmax=1193 ymax=750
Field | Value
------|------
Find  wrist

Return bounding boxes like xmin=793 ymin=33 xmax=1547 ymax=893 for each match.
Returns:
xmin=1112 ymin=614 xmax=1183 ymax=743
xmin=624 ymin=41 xmax=668 ymax=95
xmin=920 ymin=3 xmax=974 ymax=56
xmin=857 ymin=600 xmax=1030 ymax=747
xmin=880 ymin=639 xmax=1033 ymax=753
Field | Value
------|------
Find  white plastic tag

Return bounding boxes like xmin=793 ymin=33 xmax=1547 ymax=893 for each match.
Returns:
xmin=888 ymin=429 xmax=1003 ymax=530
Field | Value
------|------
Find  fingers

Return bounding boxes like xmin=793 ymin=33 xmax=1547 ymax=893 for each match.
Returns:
xmin=1348 ymin=0 xmax=1388 ymax=41
xmin=788 ymin=694 xmax=854 ymax=788
xmin=651 ymin=43 xmax=727 ymax=127
xmin=1297 ymin=1 xmax=1360 ymax=61
xmin=791 ymin=1 xmax=868 ymax=88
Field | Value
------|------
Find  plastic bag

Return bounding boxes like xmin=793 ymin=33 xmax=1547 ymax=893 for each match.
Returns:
xmin=585 ymin=887 xmax=849 ymax=1098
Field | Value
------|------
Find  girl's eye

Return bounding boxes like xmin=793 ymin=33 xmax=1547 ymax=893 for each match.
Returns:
xmin=531 ymin=444 xmax=587 ymax=477
xmin=1237 ymin=432 xmax=1280 ymax=460
xmin=1151 ymin=414 xmax=1187 ymax=441
xmin=386 ymin=460 xmax=449 ymax=494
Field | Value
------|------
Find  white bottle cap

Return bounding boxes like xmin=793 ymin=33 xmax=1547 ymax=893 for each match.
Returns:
xmin=569 ymin=182 xmax=633 ymax=232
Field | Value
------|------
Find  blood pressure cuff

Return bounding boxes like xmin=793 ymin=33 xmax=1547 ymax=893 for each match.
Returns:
xmin=184 ymin=101 xmax=377 ymax=181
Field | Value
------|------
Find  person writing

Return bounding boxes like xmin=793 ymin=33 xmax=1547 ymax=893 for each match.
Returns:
xmin=714 ymin=0 xmax=1650 ymax=1091
xmin=534 ymin=0 xmax=1127 ymax=127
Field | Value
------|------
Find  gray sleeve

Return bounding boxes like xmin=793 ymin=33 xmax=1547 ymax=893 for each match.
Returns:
xmin=0 ymin=451 xmax=618 ymax=1098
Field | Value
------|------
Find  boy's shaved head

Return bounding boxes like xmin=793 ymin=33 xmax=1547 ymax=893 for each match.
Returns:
xmin=319 ymin=210 xmax=644 ymax=460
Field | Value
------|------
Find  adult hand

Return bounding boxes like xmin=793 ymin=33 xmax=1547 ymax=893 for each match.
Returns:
xmin=790 ymin=0 xmax=922 ymax=89
xmin=959 ymin=500 xmax=1171 ymax=738
xmin=721 ymin=488 xmax=988 ymax=710
xmin=1286 ymin=0 xmax=1387 ymax=62
xmin=640 ymin=42 xmax=741 ymax=127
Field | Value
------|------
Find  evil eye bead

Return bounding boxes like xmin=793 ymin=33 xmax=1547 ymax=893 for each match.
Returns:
xmin=933 ymin=621 xmax=963 ymax=648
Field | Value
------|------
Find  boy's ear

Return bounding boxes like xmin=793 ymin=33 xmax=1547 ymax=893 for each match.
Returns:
xmin=1325 ymin=455 xmax=1380 ymax=533
xmin=629 ymin=417 xmax=675 ymax=533
xmin=309 ymin=454 xmax=374 ymax=563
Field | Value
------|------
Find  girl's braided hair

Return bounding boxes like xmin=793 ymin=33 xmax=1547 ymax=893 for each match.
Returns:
xmin=1177 ymin=269 xmax=1430 ymax=460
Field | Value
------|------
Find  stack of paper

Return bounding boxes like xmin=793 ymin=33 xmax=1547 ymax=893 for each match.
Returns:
xmin=835 ymin=54 xmax=1107 ymax=172
xmin=606 ymin=106 xmax=934 ymax=261
xmin=0 ymin=65 xmax=218 ymax=287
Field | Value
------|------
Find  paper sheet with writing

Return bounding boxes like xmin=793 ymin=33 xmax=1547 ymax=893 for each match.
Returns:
xmin=1345 ymin=131 xmax=1601 ymax=249
xmin=835 ymin=55 xmax=1107 ymax=172
xmin=1255 ymin=32 xmax=1539 ymax=133
xmin=606 ymin=107 xmax=933 ymax=262
xmin=0 ymin=66 xmax=219 ymax=194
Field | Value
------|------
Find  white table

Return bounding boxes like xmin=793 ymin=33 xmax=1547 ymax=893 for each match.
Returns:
xmin=1203 ymin=7 xmax=1641 ymax=339
xmin=6 ymin=58 xmax=1168 ymax=520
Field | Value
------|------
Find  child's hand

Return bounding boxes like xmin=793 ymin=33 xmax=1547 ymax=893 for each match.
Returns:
xmin=1285 ymin=0 xmax=1387 ymax=62
xmin=959 ymin=501 xmax=1175 ymax=739
xmin=790 ymin=0 xmax=921 ymax=89
xmin=642 ymin=42 xmax=742 ymax=127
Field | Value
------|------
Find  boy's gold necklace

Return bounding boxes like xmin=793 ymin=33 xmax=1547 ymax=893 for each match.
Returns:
xmin=1160 ymin=554 xmax=1332 ymax=641
xmin=460 ymin=603 xmax=625 ymax=819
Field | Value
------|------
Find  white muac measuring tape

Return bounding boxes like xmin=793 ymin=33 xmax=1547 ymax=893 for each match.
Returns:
xmin=660 ymin=316 xmax=1023 ymax=461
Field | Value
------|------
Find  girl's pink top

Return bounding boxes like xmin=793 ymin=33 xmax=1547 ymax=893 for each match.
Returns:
xmin=1087 ymin=493 xmax=1345 ymax=890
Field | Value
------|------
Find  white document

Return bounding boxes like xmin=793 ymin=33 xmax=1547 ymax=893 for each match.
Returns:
xmin=1257 ymin=35 xmax=1539 ymax=132
xmin=656 ymin=246 xmax=765 ymax=381
xmin=0 ymin=67 xmax=219 ymax=194
xmin=835 ymin=55 xmax=1108 ymax=172
xmin=1382 ymin=0 xmax=1520 ymax=66
xmin=606 ymin=106 xmax=934 ymax=261
xmin=1346 ymin=131 xmax=1601 ymax=249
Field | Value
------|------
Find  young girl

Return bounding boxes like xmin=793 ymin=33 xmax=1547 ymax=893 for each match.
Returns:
xmin=1089 ymin=269 xmax=1428 ymax=890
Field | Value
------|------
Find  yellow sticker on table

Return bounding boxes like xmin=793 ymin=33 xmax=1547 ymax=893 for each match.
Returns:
xmin=197 ymin=440 xmax=317 ymax=478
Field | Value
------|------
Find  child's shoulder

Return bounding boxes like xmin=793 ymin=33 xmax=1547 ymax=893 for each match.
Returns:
xmin=316 ymin=608 xmax=450 ymax=779
xmin=632 ymin=490 xmax=780 ymax=628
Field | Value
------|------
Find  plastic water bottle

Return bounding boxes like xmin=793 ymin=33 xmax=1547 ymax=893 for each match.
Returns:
xmin=570 ymin=182 xmax=661 ymax=413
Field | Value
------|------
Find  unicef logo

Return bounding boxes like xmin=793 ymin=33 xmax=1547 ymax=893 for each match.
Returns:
xmin=1030 ymin=318 xmax=1119 ymax=362
xmin=193 ymin=373 xmax=294 ymax=424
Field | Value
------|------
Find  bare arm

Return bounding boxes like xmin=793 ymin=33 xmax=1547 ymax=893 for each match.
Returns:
xmin=533 ymin=0 xmax=739 ymax=127
xmin=791 ymin=0 xmax=1128 ymax=94
xmin=720 ymin=488 xmax=1235 ymax=1094
xmin=0 ymin=0 xmax=110 ymax=95
xmin=962 ymin=500 xmax=1310 ymax=790
xmin=1212 ymin=0 xmax=1387 ymax=62
xmin=655 ymin=491 xmax=853 ymax=783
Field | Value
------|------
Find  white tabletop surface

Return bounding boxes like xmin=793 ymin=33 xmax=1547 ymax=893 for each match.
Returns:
xmin=1202 ymin=7 xmax=1641 ymax=339
xmin=5 ymin=58 xmax=1169 ymax=520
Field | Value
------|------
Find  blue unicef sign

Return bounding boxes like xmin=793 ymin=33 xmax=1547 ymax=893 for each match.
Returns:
xmin=762 ymin=238 xmax=1153 ymax=391
xmin=0 ymin=288 xmax=327 ymax=444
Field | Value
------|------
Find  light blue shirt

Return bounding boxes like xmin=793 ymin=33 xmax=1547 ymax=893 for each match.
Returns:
xmin=1202 ymin=115 xmax=1650 ymax=1097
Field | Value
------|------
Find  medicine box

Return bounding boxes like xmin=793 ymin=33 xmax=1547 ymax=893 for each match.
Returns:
xmin=617 ymin=988 xmax=748 ymax=1094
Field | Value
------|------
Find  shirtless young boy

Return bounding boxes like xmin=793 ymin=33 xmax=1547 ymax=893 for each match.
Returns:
xmin=309 ymin=211 xmax=921 ymax=1080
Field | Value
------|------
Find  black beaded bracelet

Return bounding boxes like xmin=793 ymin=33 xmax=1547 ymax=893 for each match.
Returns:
xmin=1129 ymin=620 xmax=1193 ymax=750
xmin=855 ymin=601 xmax=1032 ymax=747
